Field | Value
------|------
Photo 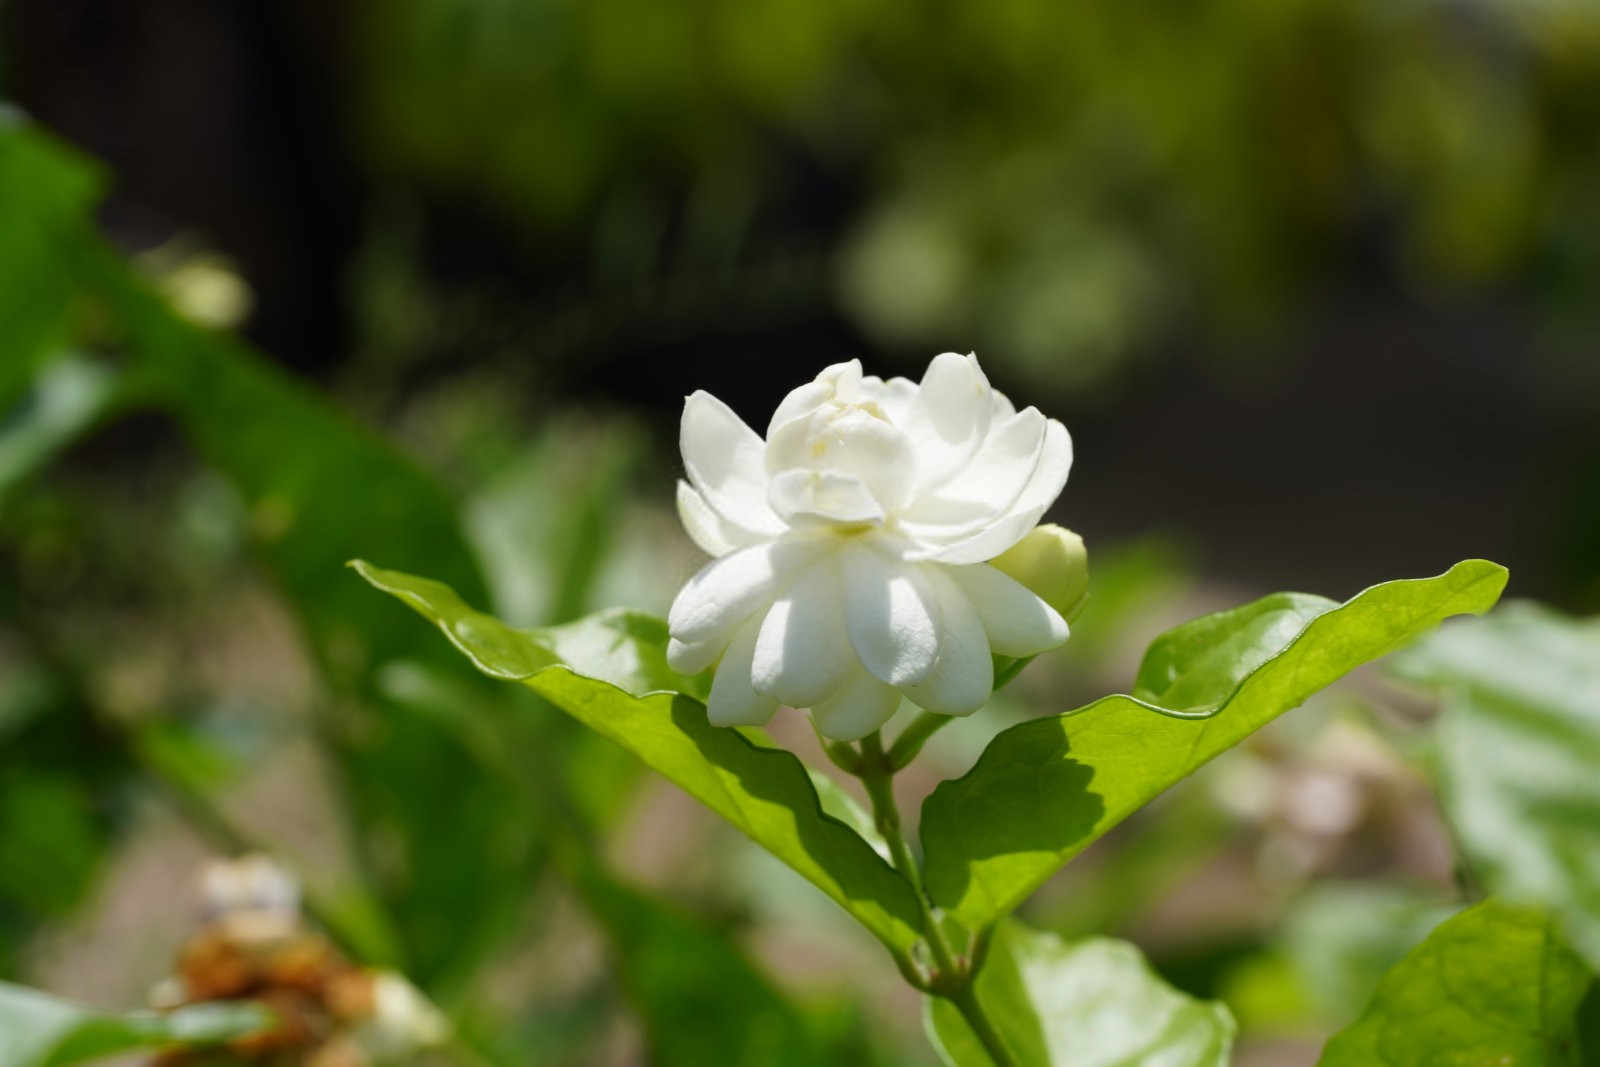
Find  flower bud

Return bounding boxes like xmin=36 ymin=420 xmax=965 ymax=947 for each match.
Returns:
xmin=988 ymin=524 xmax=1088 ymax=624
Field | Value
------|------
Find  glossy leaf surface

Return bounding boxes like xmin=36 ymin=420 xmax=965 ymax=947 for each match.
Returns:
xmin=1319 ymin=899 xmax=1599 ymax=1066
xmin=920 ymin=559 xmax=1506 ymax=930
xmin=351 ymin=561 xmax=924 ymax=955
xmin=927 ymin=922 xmax=1234 ymax=1067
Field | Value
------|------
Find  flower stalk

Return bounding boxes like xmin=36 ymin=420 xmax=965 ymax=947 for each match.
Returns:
xmin=886 ymin=710 xmax=954 ymax=771
xmin=855 ymin=731 xmax=1017 ymax=1067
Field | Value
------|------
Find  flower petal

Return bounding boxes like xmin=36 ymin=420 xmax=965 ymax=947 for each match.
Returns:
xmin=860 ymin=374 xmax=918 ymax=423
xmin=990 ymin=387 xmax=1016 ymax=421
xmin=667 ymin=634 xmax=726 ymax=675
xmin=915 ymin=418 xmax=1073 ymax=564
xmin=901 ymin=566 xmax=993 ymax=715
xmin=705 ymin=618 xmax=780 ymax=727
xmin=750 ymin=558 xmax=852 ymax=707
xmin=946 ymin=562 xmax=1069 ymax=656
xmin=766 ymin=360 xmax=863 ymax=437
xmin=841 ymin=544 xmax=940 ymax=686
xmin=676 ymin=480 xmax=758 ymax=557
xmin=811 ymin=665 xmax=902 ymax=741
xmin=768 ymin=469 xmax=885 ymax=526
xmin=667 ymin=540 xmax=817 ymax=647
xmin=903 ymin=352 xmax=993 ymax=492
xmin=681 ymin=391 xmax=785 ymax=536
xmin=765 ymin=404 xmax=917 ymax=513
xmin=897 ymin=407 xmax=1046 ymax=541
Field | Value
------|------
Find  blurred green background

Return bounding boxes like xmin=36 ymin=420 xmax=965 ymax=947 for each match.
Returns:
xmin=1 ymin=1 xmax=1598 ymax=1064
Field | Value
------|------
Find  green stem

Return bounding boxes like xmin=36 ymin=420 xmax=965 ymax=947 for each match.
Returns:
xmin=821 ymin=738 xmax=863 ymax=775
xmin=855 ymin=733 xmax=1015 ymax=1066
xmin=952 ymin=984 xmax=1017 ymax=1067
xmin=858 ymin=733 xmax=959 ymax=979
xmin=887 ymin=711 xmax=954 ymax=771
xmin=992 ymin=655 xmax=1035 ymax=692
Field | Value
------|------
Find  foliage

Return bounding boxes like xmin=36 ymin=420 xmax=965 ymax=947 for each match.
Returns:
xmin=350 ymin=562 xmax=925 ymax=956
xmin=2 ymin=60 xmax=1586 ymax=1067
xmin=1276 ymin=883 xmax=1458 ymax=1027
xmin=1320 ymin=900 xmax=1599 ymax=1066
xmin=576 ymin=864 xmax=826 ymax=1067
xmin=918 ymin=560 xmax=1505 ymax=931
xmin=354 ymin=555 xmax=1503 ymax=1063
xmin=354 ymin=0 xmax=1600 ymax=387
xmin=1392 ymin=604 xmax=1600 ymax=971
xmin=926 ymin=923 xmax=1234 ymax=1067
xmin=0 ymin=982 xmax=270 ymax=1067
xmin=0 ymin=116 xmax=792 ymax=1064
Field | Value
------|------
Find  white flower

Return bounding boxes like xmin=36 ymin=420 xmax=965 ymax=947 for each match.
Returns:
xmin=667 ymin=353 xmax=1073 ymax=740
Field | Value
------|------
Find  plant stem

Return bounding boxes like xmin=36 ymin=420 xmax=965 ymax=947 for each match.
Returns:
xmin=952 ymin=984 xmax=1017 ymax=1067
xmin=887 ymin=711 xmax=954 ymax=770
xmin=820 ymin=738 xmax=863 ymax=774
xmin=992 ymin=654 xmax=1035 ymax=692
xmin=856 ymin=733 xmax=1016 ymax=1067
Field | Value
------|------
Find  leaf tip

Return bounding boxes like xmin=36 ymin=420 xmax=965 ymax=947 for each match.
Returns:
xmin=1449 ymin=557 xmax=1510 ymax=613
xmin=346 ymin=558 xmax=380 ymax=583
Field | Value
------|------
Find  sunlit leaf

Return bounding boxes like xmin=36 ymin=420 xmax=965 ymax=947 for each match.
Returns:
xmin=807 ymin=769 xmax=888 ymax=862
xmin=0 ymin=981 xmax=270 ymax=1067
xmin=926 ymin=921 xmax=1234 ymax=1067
xmin=350 ymin=560 xmax=925 ymax=956
xmin=577 ymin=864 xmax=823 ymax=1067
xmin=920 ymin=559 xmax=1506 ymax=931
xmin=1319 ymin=899 xmax=1599 ymax=1066
xmin=1392 ymin=603 xmax=1600 ymax=969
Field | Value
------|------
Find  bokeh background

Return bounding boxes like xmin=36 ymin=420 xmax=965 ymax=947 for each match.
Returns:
xmin=1 ymin=1 xmax=1597 ymax=1064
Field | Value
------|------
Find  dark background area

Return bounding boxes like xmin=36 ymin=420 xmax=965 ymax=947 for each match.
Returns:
xmin=5 ymin=0 xmax=1597 ymax=603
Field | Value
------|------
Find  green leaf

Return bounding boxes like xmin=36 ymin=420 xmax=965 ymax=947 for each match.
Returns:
xmin=0 ymin=120 xmax=103 ymax=406
xmin=921 ymin=559 xmax=1507 ymax=931
xmin=1277 ymin=882 xmax=1458 ymax=1026
xmin=1319 ymin=899 xmax=1599 ymax=1066
xmin=1392 ymin=602 xmax=1600 ymax=969
xmin=0 ymin=648 xmax=124 ymax=975
xmin=576 ymin=864 xmax=824 ymax=1067
xmin=926 ymin=921 xmax=1234 ymax=1067
xmin=0 ymin=981 xmax=270 ymax=1066
xmin=71 ymin=240 xmax=551 ymax=983
xmin=806 ymin=769 xmax=889 ymax=861
xmin=350 ymin=560 xmax=925 ymax=956
xmin=0 ymin=124 xmax=117 ymax=500
xmin=0 ymin=119 xmax=516 ymax=982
